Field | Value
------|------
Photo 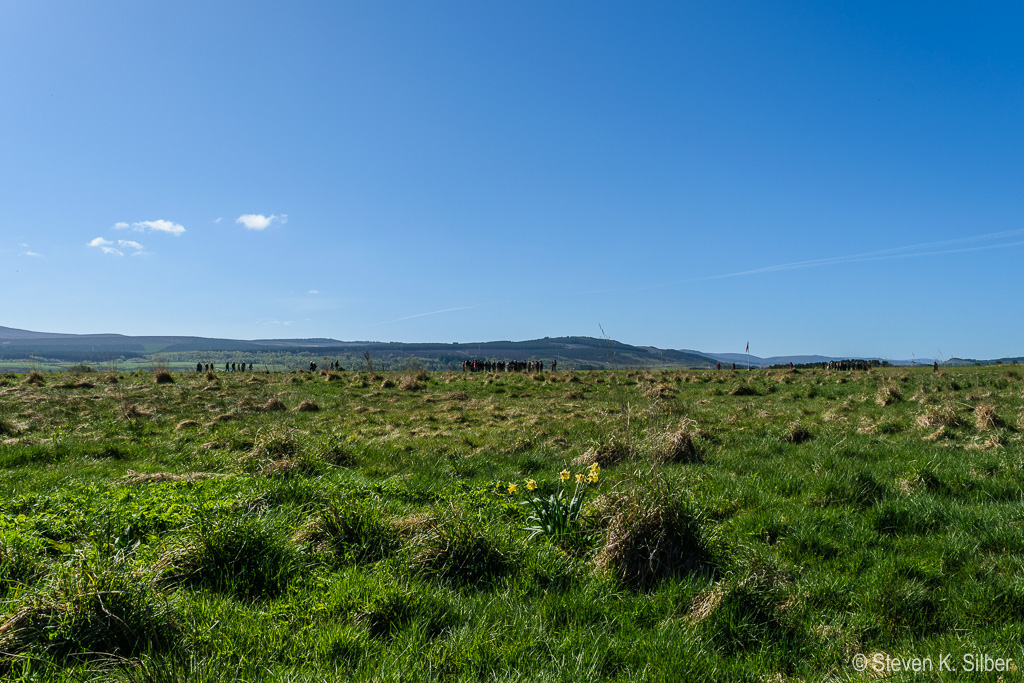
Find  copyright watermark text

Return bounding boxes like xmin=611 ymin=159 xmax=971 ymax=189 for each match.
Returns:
xmin=852 ymin=652 xmax=1015 ymax=674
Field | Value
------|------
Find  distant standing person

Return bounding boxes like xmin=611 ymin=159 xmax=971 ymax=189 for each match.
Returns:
xmin=933 ymin=360 xmax=938 ymax=373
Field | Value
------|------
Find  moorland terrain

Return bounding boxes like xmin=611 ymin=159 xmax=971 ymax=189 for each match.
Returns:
xmin=1 ymin=365 xmax=1023 ymax=681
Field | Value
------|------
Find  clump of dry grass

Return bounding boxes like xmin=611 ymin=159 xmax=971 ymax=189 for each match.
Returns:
xmin=445 ymin=391 xmax=469 ymax=401
xmin=400 ymin=375 xmax=422 ymax=391
xmin=593 ymin=487 xmax=711 ymax=588
xmin=154 ymin=370 xmax=174 ymax=384
xmin=119 ymin=402 xmax=150 ymax=420
xmin=573 ymin=434 xmax=633 ymax=467
xmin=23 ymin=370 xmax=45 ymax=386
xmin=652 ymin=426 xmax=702 ymax=464
xmin=175 ymin=419 xmax=199 ymax=431
xmin=916 ymin=402 xmax=964 ymax=429
xmin=205 ymin=370 xmax=217 ymax=382
xmin=121 ymin=470 xmax=225 ymax=485
xmin=261 ymin=397 xmax=287 ymax=412
xmin=876 ymin=383 xmax=902 ymax=406
xmin=783 ymin=423 xmax=813 ymax=444
xmin=974 ymin=404 xmax=1005 ymax=431
xmin=295 ymin=400 xmax=319 ymax=412
xmin=380 ymin=378 xmax=396 ymax=389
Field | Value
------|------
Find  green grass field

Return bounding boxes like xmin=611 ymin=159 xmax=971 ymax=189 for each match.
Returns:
xmin=2 ymin=366 xmax=1023 ymax=681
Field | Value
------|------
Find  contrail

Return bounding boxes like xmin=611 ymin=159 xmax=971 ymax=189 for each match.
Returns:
xmin=366 ymin=228 xmax=1024 ymax=327
xmin=365 ymin=305 xmax=479 ymax=327
xmin=581 ymin=227 xmax=1024 ymax=295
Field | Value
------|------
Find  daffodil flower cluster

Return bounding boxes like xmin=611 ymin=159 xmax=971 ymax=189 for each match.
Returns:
xmin=512 ymin=462 xmax=602 ymax=541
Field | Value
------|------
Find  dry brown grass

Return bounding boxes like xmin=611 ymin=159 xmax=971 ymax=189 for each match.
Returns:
xmin=652 ymin=426 xmax=702 ymax=464
xmin=119 ymin=402 xmax=150 ymax=420
xmin=974 ymin=404 xmax=1004 ymax=431
xmin=295 ymin=400 xmax=319 ymax=412
xmin=261 ymin=397 xmax=287 ymax=412
xmin=400 ymin=375 xmax=422 ymax=391
xmin=154 ymin=370 xmax=174 ymax=384
xmin=175 ymin=419 xmax=200 ymax=431
xmin=916 ymin=402 xmax=964 ymax=430
xmin=121 ymin=470 xmax=225 ymax=485
xmin=573 ymin=434 xmax=632 ymax=467
xmin=875 ymin=383 xmax=902 ymax=406
xmin=24 ymin=370 xmax=45 ymax=386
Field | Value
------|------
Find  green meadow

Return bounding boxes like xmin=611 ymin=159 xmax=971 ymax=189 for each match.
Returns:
xmin=1 ymin=365 xmax=1023 ymax=681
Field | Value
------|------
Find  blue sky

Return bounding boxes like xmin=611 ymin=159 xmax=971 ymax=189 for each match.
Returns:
xmin=2 ymin=1 xmax=1022 ymax=359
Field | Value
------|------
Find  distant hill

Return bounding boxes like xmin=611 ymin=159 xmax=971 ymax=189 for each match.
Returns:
xmin=0 ymin=327 xmax=719 ymax=370
xmin=1 ymin=326 xmax=1013 ymax=370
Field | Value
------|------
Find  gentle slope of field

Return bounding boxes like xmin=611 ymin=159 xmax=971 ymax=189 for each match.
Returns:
xmin=1 ymin=366 xmax=1023 ymax=681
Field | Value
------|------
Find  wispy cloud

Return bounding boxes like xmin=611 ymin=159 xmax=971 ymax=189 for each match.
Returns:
xmin=236 ymin=213 xmax=286 ymax=230
xmin=114 ymin=219 xmax=185 ymax=236
xmin=309 ymin=290 xmax=320 ymax=295
xmin=213 ymin=217 xmax=223 ymax=224
xmin=23 ymin=251 xmax=43 ymax=258
xmin=88 ymin=237 xmax=123 ymax=256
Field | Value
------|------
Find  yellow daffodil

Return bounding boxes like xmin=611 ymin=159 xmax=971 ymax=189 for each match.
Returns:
xmin=588 ymin=471 xmax=599 ymax=483
xmin=588 ymin=463 xmax=601 ymax=475
xmin=526 ymin=479 xmax=537 ymax=491
xmin=508 ymin=483 xmax=518 ymax=494
xmin=560 ymin=469 xmax=571 ymax=482
xmin=575 ymin=472 xmax=586 ymax=484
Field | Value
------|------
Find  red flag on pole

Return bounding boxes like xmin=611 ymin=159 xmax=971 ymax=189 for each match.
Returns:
xmin=746 ymin=341 xmax=749 ymax=352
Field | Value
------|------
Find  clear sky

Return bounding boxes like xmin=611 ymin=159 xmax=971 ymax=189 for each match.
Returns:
xmin=2 ymin=1 xmax=1022 ymax=360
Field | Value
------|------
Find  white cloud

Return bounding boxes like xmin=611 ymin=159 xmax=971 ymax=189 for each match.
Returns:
xmin=114 ymin=219 xmax=185 ymax=235
xmin=24 ymin=251 xmax=42 ymax=258
xmin=118 ymin=239 xmax=144 ymax=250
xmin=88 ymin=236 xmax=123 ymax=256
xmin=134 ymin=219 xmax=185 ymax=235
xmin=213 ymin=217 xmax=223 ymax=224
xmin=236 ymin=213 xmax=285 ymax=230
xmin=309 ymin=289 xmax=319 ymax=294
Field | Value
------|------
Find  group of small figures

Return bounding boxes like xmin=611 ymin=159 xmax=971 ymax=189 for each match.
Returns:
xmin=195 ymin=362 xmax=253 ymax=372
xmin=461 ymin=359 xmax=555 ymax=372
xmin=308 ymin=361 xmax=345 ymax=372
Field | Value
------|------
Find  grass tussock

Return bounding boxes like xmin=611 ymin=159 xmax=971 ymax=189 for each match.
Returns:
xmin=295 ymin=500 xmax=399 ymax=565
xmin=160 ymin=515 xmax=297 ymax=600
xmin=295 ymin=399 xmax=319 ymax=412
xmin=876 ymin=382 xmax=902 ymax=406
xmin=652 ymin=425 xmax=702 ymax=464
xmin=784 ymin=422 xmax=813 ymax=444
xmin=974 ymin=404 xmax=1005 ymax=431
xmin=153 ymin=370 xmax=174 ymax=384
xmin=0 ymin=555 xmax=177 ymax=664
xmin=174 ymin=419 xmax=199 ymax=431
xmin=119 ymin=402 xmax=151 ymax=420
xmin=24 ymin=370 xmax=45 ymax=386
xmin=593 ymin=485 xmax=712 ymax=588
xmin=261 ymin=397 xmax=287 ymax=412
xmin=399 ymin=374 xmax=422 ymax=391
xmin=915 ymin=402 xmax=965 ymax=429
xmin=408 ymin=510 xmax=509 ymax=586
xmin=573 ymin=434 xmax=633 ymax=467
